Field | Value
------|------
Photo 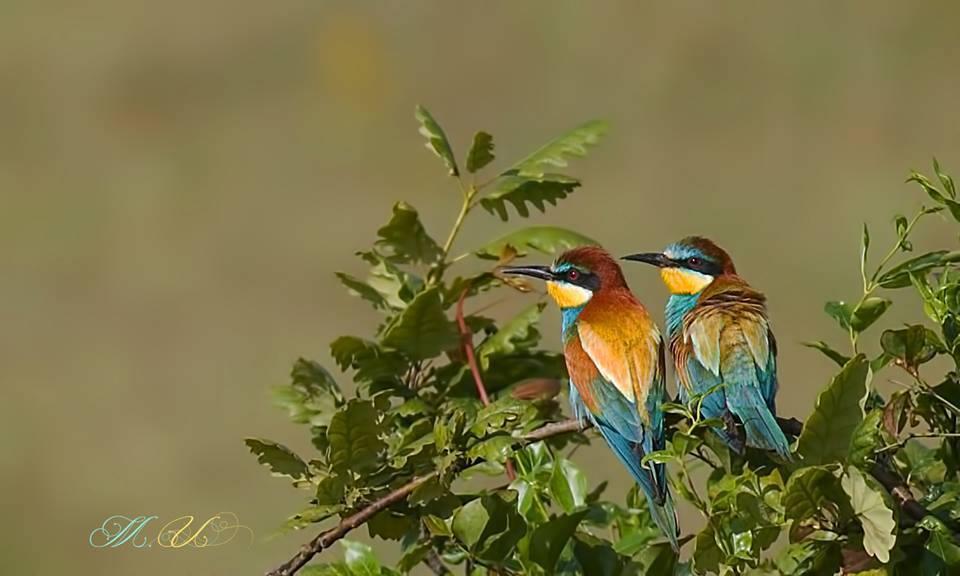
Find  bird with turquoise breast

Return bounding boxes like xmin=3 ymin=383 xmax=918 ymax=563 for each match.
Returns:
xmin=622 ymin=237 xmax=791 ymax=460
xmin=500 ymin=246 xmax=679 ymax=550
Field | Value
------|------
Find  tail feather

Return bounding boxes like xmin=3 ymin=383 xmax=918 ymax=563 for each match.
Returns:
xmin=723 ymin=344 xmax=792 ymax=460
xmin=594 ymin=419 xmax=679 ymax=549
xmin=642 ymin=486 xmax=680 ymax=552
xmin=727 ymin=380 xmax=791 ymax=459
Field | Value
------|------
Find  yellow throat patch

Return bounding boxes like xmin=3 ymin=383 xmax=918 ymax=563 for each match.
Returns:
xmin=660 ymin=268 xmax=713 ymax=294
xmin=546 ymin=281 xmax=593 ymax=308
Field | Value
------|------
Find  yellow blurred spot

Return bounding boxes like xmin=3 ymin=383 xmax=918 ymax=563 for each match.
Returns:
xmin=316 ymin=10 xmax=388 ymax=113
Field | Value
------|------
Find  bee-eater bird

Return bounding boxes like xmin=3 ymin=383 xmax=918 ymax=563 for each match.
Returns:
xmin=622 ymin=237 xmax=791 ymax=459
xmin=500 ymin=246 xmax=679 ymax=550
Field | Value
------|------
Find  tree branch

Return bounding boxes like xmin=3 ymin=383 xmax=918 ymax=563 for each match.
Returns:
xmin=265 ymin=420 xmax=584 ymax=576
xmin=267 ymin=415 xmax=951 ymax=576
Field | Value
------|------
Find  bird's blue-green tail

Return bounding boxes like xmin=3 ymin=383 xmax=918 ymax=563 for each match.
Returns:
xmin=724 ymin=348 xmax=792 ymax=460
xmin=593 ymin=419 xmax=680 ymax=551
xmin=640 ymin=484 xmax=680 ymax=552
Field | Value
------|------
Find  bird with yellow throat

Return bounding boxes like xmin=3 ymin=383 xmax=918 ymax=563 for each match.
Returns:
xmin=500 ymin=246 xmax=679 ymax=550
xmin=622 ymin=237 xmax=791 ymax=459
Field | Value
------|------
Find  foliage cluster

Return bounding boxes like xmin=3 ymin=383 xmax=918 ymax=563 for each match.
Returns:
xmin=249 ymin=108 xmax=960 ymax=575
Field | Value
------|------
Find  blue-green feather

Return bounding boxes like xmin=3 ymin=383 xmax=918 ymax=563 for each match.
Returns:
xmin=722 ymin=343 xmax=790 ymax=458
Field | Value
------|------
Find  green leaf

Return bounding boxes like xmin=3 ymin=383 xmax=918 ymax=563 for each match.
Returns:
xmin=842 ymin=466 xmax=896 ymax=564
xmin=358 ymin=251 xmax=425 ymax=307
xmin=330 ymin=337 xmax=408 ymax=385
xmin=510 ymin=120 xmax=608 ymax=176
xmin=280 ymin=504 xmax=343 ymax=533
xmin=415 ymin=105 xmax=458 ymax=176
xmin=466 ymin=131 xmax=495 ymax=173
xmin=327 ymin=400 xmax=385 ymax=475
xmin=470 ymin=397 xmax=538 ymax=436
xmin=574 ymin=536 xmax=625 ymax=576
xmin=336 ymin=273 xmax=390 ymax=310
xmin=479 ymin=174 xmax=580 ymax=221
xmin=341 ymin=539 xmax=381 ymax=576
xmin=476 ymin=496 xmax=526 ymax=563
xmin=774 ymin=541 xmax=825 ymax=574
xmin=381 ymin=287 xmax=458 ymax=360
xmin=530 ymin=510 xmax=589 ymax=573
xmin=693 ymin=523 xmax=723 ymax=574
xmin=802 ymin=341 xmax=852 ymax=367
xmin=920 ymin=516 xmax=960 ymax=568
xmin=797 ymin=355 xmax=870 ymax=465
xmin=897 ymin=439 xmax=947 ymax=485
xmin=375 ymin=202 xmax=442 ymax=264
xmin=878 ymin=251 xmax=949 ymax=288
xmin=316 ymin=475 xmax=345 ymax=505
xmin=824 ymin=296 xmax=891 ymax=336
xmin=550 ymin=458 xmax=588 ymax=514
xmin=452 ymin=497 xmax=489 ymax=549
xmin=476 ymin=226 xmax=597 ymax=260
xmin=466 ymin=435 xmax=516 ymax=463
xmin=783 ymin=466 xmax=836 ymax=521
xmin=850 ymin=297 xmax=892 ymax=332
xmin=934 ymin=157 xmax=956 ymax=199
xmin=861 ymin=223 xmax=870 ymax=275
xmin=824 ymin=301 xmax=853 ymax=330
xmin=244 ymin=438 xmax=310 ymax=482
xmin=274 ymin=359 xmax=344 ymax=427
xmin=880 ymin=325 xmax=939 ymax=370
xmin=634 ymin=542 xmax=678 ymax=575
xmin=848 ymin=409 xmax=883 ymax=467
xmin=367 ymin=509 xmax=414 ymax=541
xmin=476 ymin=303 xmax=545 ymax=367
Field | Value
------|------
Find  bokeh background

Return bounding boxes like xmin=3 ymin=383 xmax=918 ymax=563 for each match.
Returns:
xmin=3 ymin=2 xmax=960 ymax=574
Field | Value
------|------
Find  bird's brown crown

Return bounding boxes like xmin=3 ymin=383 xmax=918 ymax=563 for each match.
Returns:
xmin=678 ymin=236 xmax=737 ymax=275
xmin=555 ymin=245 xmax=629 ymax=290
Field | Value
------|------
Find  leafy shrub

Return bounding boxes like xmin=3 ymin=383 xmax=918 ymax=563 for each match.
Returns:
xmin=250 ymin=108 xmax=960 ymax=576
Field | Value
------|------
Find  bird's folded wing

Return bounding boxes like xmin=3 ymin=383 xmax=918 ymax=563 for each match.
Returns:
xmin=577 ymin=312 xmax=662 ymax=415
xmin=684 ymin=279 xmax=771 ymax=378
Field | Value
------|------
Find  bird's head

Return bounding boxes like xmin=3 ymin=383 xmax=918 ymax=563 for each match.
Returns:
xmin=622 ymin=236 xmax=736 ymax=295
xmin=499 ymin=246 xmax=627 ymax=309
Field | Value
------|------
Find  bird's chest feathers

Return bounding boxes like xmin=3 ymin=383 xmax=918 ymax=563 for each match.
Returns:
xmin=547 ymin=281 xmax=593 ymax=308
xmin=661 ymin=268 xmax=713 ymax=295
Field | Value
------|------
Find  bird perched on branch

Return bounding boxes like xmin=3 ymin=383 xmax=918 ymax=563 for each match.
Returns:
xmin=622 ymin=237 xmax=791 ymax=460
xmin=500 ymin=246 xmax=679 ymax=550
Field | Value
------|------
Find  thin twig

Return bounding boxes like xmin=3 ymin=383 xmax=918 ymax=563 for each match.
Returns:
xmin=455 ymin=287 xmax=516 ymax=480
xmin=455 ymin=288 xmax=490 ymax=406
xmin=423 ymin=550 xmax=451 ymax=575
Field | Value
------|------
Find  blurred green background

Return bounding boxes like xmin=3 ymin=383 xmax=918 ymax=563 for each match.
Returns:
xmin=3 ymin=2 xmax=959 ymax=574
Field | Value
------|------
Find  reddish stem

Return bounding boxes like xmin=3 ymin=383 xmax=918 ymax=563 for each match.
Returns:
xmin=455 ymin=287 xmax=516 ymax=480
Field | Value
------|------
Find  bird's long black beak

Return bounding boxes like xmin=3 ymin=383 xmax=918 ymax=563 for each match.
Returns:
xmin=497 ymin=265 xmax=556 ymax=281
xmin=621 ymin=252 xmax=674 ymax=268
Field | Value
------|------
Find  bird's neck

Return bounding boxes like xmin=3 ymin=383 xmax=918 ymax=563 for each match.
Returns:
xmin=560 ymin=304 xmax=587 ymax=341
xmin=665 ymin=293 xmax=701 ymax=337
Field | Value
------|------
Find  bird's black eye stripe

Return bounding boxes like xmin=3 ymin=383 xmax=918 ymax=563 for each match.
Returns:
xmin=684 ymin=257 xmax=721 ymax=275
xmin=560 ymin=267 xmax=601 ymax=291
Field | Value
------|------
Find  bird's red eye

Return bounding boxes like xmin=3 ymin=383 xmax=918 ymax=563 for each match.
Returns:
xmin=567 ymin=269 xmax=580 ymax=281
xmin=688 ymin=257 xmax=702 ymax=266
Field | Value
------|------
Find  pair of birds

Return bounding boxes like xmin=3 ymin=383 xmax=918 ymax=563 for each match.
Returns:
xmin=501 ymin=237 xmax=791 ymax=551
